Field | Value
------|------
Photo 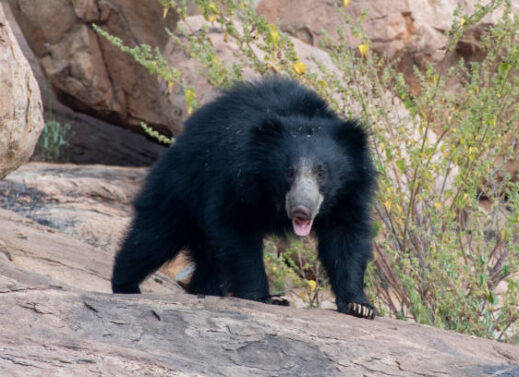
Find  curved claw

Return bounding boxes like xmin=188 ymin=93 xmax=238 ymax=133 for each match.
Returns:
xmin=270 ymin=297 xmax=290 ymax=306
xmin=342 ymin=302 xmax=376 ymax=320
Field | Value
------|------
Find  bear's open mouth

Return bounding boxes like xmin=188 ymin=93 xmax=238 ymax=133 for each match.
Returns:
xmin=292 ymin=217 xmax=313 ymax=237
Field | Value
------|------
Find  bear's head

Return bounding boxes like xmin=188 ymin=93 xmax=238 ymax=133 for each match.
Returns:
xmin=248 ymin=115 xmax=373 ymax=237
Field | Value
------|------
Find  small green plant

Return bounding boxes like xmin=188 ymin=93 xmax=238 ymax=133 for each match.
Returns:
xmin=35 ymin=119 xmax=71 ymax=161
xmin=264 ymin=236 xmax=330 ymax=307
xmin=263 ymin=240 xmax=301 ymax=297
xmin=141 ymin=122 xmax=174 ymax=145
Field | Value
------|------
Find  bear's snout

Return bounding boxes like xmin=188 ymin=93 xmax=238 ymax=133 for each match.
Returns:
xmin=290 ymin=205 xmax=312 ymax=220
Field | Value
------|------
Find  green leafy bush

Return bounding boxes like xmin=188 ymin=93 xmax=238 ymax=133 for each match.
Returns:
xmin=34 ymin=119 xmax=71 ymax=161
xmin=264 ymin=236 xmax=329 ymax=308
xmin=96 ymin=0 xmax=519 ymax=342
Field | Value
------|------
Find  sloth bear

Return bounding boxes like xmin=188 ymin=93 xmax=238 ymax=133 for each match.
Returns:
xmin=112 ymin=78 xmax=377 ymax=319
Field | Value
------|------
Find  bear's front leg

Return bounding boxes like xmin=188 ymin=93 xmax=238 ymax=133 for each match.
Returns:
xmin=316 ymin=225 xmax=376 ymax=320
xmin=211 ymin=227 xmax=270 ymax=303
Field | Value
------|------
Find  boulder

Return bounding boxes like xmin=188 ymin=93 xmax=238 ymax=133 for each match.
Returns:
xmin=7 ymin=0 xmax=181 ymax=135
xmin=0 ymin=4 xmax=43 ymax=179
xmin=2 ymin=3 xmax=166 ymax=166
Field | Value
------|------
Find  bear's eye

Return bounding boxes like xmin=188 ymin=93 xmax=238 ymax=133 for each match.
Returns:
xmin=286 ymin=167 xmax=296 ymax=181
xmin=314 ymin=164 xmax=327 ymax=183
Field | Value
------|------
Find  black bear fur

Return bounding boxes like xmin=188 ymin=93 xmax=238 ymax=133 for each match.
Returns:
xmin=112 ymin=78 xmax=377 ymax=319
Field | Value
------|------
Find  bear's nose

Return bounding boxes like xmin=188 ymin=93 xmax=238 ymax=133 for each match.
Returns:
xmin=290 ymin=205 xmax=312 ymax=220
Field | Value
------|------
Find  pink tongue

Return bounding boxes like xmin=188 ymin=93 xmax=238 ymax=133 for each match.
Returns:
xmin=292 ymin=218 xmax=313 ymax=237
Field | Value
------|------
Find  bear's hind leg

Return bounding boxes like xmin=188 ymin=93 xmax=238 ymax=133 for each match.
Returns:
xmin=112 ymin=214 xmax=184 ymax=294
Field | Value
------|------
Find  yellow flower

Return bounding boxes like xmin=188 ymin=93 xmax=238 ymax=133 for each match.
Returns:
xmin=204 ymin=2 xmax=218 ymax=22
xmin=343 ymin=0 xmax=351 ymax=7
xmin=468 ymin=146 xmax=476 ymax=161
xmin=292 ymin=61 xmax=306 ymax=75
xmin=460 ymin=17 xmax=466 ymax=26
xmin=268 ymin=24 xmax=279 ymax=46
xmin=167 ymin=81 xmax=174 ymax=94
xmin=208 ymin=2 xmax=218 ymax=13
xmin=434 ymin=202 xmax=442 ymax=211
xmin=307 ymin=280 xmax=317 ymax=292
xmin=185 ymin=88 xmax=196 ymax=115
xmin=358 ymin=44 xmax=369 ymax=57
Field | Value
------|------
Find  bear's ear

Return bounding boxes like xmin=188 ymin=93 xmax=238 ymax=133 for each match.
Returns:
xmin=333 ymin=120 xmax=369 ymax=151
xmin=251 ymin=117 xmax=285 ymax=145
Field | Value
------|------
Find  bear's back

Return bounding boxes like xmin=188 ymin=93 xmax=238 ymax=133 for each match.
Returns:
xmin=182 ymin=78 xmax=334 ymax=137
xmin=219 ymin=78 xmax=330 ymax=120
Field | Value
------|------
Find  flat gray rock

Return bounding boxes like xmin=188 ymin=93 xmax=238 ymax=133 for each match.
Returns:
xmin=1 ymin=281 xmax=518 ymax=377
xmin=0 ymin=180 xmax=518 ymax=377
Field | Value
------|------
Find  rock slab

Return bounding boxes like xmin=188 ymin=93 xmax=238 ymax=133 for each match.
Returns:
xmin=1 ymin=275 xmax=518 ymax=376
xmin=0 ymin=206 xmax=518 ymax=376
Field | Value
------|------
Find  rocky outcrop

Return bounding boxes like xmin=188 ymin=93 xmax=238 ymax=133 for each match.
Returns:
xmin=0 ymin=161 xmax=517 ymax=375
xmin=9 ymin=0 xmax=515 ymax=137
xmin=256 ymin=0 xmax=519 ymax=93
xmin=0 ymin=162 xmax=144 ymax=251
xmin=1 ymin=204 xmax=519 ymax=376
xmin=0 ymin=208 xmax=178 ymax=294
xmin=7 ymin=0 xmax=181 ymax=135
xmin=0 ymin=4 xmax=43 ymax=179
xmin=0 ymin=162 xmax=187 ymax=279
xmin=1 ymin=163 xmax=518 ymax=376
